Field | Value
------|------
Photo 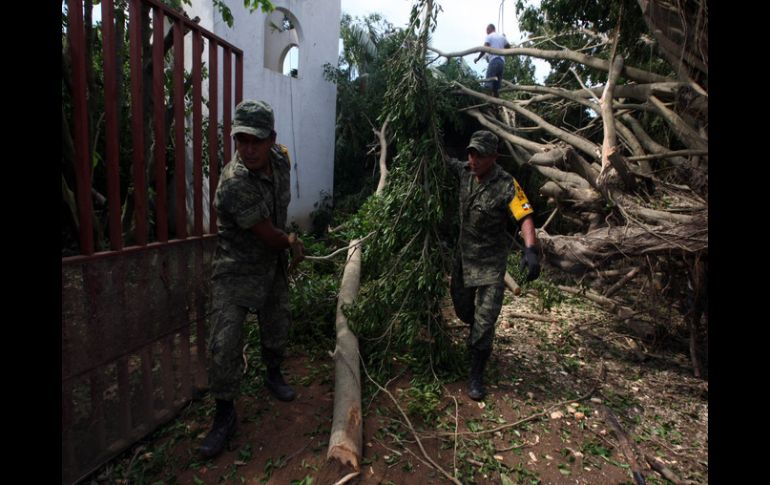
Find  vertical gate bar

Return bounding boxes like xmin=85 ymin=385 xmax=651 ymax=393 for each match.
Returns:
xmin=160 ymin=335 xmax=175 ymax=409
xmin=173 ymin=18 xmax=187 ymax=239
xmin=153 ymin=7 xmax=168 ymax=242
xmin=67 ymin=0 xmax=95 ymax=255
xmin=117 ymin=356 xmax=132 ymax=438
xmin=223 ymin=47 xmax=232 ymax=163
xmin=101 ymin=0 xmax=123 ymax=251
xmin=235 ymin=52 xmax=243 ymax=104
xmin=192 ymin=30 xmax=203 ymax=237
xmin=207 ymin=39 xmax=219 ymax=233
xmin=129 ymin=0 xmax=148 ymax=245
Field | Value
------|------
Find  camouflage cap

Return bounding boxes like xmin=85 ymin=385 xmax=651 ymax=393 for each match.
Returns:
xmin=231 ymin=100 xmax=274 ymax=139
xmin=466 ymin=130 xmax=498 ymax=157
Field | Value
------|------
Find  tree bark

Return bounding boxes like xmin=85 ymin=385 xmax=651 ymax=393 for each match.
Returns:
xmin=328 ymin=116 xmax=392 ymax=470
xmin=465 ymin=108 xmax=547 ymax=154
xmin=374 ymin=118 xmax=390 ymax=195
xmin=455 ymin=82 xmax=601 ymax=160
xmin=327 ymin=240 xmax=364 ymax=471
xmin=598 ymin=54 xmax=637 ymax=191
xmin=503 ymin=272 xmax=521 ymax=296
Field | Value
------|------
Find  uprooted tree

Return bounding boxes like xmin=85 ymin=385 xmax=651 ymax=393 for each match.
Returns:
xmin=326 ymin=2 xmax=708 ymax=465
xmin=329 ymin=0 xmax=706 ymax=382
xmin=436 ymin=0 xmax=708 ymax=376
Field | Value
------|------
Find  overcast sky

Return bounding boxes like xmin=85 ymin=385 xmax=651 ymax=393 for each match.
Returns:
xmin=339 ymin=0 xmax=550 ymax=82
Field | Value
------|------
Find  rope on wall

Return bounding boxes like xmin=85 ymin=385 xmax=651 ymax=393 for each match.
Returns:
xmin=288 ymin=47 xmax=300 ymax=199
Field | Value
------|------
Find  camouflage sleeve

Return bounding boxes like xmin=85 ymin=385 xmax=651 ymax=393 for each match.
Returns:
xmin=508 ymin=177 xmax=534 ymax=222
xmin=219 ymin=178 xmax=270 ymax=229
xmin=276 ymin=144 xmax=292 ymax=167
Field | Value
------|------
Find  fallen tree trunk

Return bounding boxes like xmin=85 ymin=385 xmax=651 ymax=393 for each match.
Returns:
xmin=328 ymin=119 xmax=390 ymax=470
xmin=327 ymin=240 xmax=364 ymax=470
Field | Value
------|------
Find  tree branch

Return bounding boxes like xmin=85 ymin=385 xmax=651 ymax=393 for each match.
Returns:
xmin=429 ymin=46 xmax=670 ymax=84
xmin=374 ymin=117 xmax=390 ymax=195
xmin=456 ymin=82 xmax=600 ymax=160
xmin=598 ymin=53 xmax=637 ymax=191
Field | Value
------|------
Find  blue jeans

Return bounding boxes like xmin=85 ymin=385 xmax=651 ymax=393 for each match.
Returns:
xmin=485 ymin=57 xmax=504 ymax=96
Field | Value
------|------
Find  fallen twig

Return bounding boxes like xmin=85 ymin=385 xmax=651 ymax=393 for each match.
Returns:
xmin=506 ymin=311 xmax=556 ymax=323
xmin=360 ymin=354 xmax=463 ymax=485
xmin=598 ymin=405 xmax=646 ymax=485
xmin=332 ymin=471 xmax=360 ymax=485
xmin=305 ymin=232 xmax=375 ymax=261
xmin=644 ymin=454 xmax=699 ymax=485
xmin=495 ymin=434 xmax=539 ymax=452
xmin=503 ymin=271 xmax=522 ymax=296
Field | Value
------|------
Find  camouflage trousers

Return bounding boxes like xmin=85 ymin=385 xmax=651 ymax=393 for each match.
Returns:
xmin=450 ymin=261 xmax=505 ymax=353
xmin=208 ymin=266 xmax=291 ymax=401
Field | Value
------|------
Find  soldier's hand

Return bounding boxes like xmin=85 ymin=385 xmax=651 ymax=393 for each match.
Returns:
xmin=288 ymin=233 xmax=305 ymax=264
xmin=519 ymin=246 xmax=541 ymax=282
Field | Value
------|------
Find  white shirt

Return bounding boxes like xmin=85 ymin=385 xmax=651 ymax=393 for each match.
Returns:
xmin=484 ymin=32 xmax=508 ymax=62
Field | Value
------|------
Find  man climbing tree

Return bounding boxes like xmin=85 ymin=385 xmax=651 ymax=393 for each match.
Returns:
xmin=473 ymin=23 xmax=510 ymax=97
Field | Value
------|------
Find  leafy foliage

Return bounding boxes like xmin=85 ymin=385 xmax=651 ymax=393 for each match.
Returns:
xmin=287 ymin=234 xmax=340 ymax=349
xmin=213 ymin=0 xmax=276 ymax=28
xmin=338 ymin=1 xmax=476 ymax=379
xmin=515 ymin=0 xmax=672 ymax=84
xmin=398 ymin=379 xmax=444 ymax=425
xmin=323 ymin=13 xmax=401 ymax=212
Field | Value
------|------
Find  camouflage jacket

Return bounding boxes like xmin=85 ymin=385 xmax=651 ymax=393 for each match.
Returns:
xmin=448 ymin=159 xmax=533 ymax=286
xmin=211 ymin=144 xmax=292 ymax=305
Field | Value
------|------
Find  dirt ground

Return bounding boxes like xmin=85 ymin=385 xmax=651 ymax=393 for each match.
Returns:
xmin=89 ymin=289 xmax=708 ymax=485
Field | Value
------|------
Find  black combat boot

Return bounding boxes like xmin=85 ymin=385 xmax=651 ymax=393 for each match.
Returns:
xmin=265 ymin=366 xmax=296 ymax=402
xmin=199 ymin=399 xmax=237 ymax=459
xmin=467 ymin=348 xmax=491 ymax=401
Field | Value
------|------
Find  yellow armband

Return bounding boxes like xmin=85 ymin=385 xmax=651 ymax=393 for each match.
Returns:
xmin=508 ymin=178 xmax=534 ymax=221
xmin=277 ymin=143 xmax=291 ymax=167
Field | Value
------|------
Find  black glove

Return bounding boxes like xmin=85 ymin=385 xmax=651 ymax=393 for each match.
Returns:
xmin=519 ymin=246 xmax=541 ymax=282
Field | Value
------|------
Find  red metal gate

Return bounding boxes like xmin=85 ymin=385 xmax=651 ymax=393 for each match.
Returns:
xmin=62 ymin=0 xmax=243 ymax=482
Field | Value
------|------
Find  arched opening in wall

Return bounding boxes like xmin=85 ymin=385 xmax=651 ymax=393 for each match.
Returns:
xmin=264 ymin=8 xmax=302 ymax=77
xmin=282 ymin=46 xmax=299 ymax=78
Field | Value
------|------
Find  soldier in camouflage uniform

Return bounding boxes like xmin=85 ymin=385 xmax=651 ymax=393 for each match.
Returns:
xmin=446 ymin=130 xmax=541 ymax=401
xmin=200 ymin=100 xmax=305 ymax=459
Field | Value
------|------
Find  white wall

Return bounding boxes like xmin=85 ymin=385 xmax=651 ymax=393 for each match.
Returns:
xmin=188 ymin=0 xmax=340 ymax=230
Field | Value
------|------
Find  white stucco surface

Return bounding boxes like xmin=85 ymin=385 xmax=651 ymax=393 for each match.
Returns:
xmin=188 ymin=0 xmax=340 ymax=230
